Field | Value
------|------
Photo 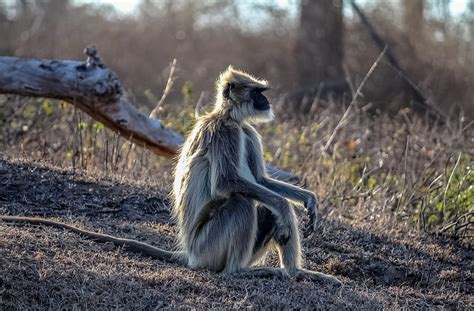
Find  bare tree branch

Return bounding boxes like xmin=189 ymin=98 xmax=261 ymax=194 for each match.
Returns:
xmin=323 ymin=47 xmax=386 ymax=153
xmin=150 ymin=58 xmax=177 ymax=120
xmin=0 ymin=48 xmax=300 ymax=183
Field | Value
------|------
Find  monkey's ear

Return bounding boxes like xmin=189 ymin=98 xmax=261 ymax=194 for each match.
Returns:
xmin=223 ymin=82 xmax=234 ymax=99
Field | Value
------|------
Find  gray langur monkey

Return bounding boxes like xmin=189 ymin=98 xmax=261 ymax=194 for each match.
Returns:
xmin=172 ymin=66 xmax=340 ymax=284
xmin=0 ymin=67 xmax=341 ymax=286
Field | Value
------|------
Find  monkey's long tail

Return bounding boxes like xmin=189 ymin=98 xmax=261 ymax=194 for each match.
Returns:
xmin=1 ymin=215 xmax=187 ymax=265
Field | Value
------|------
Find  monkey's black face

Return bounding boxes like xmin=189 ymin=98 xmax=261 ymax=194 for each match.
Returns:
xmin=252 ymin=89 xmax=270 ymax=111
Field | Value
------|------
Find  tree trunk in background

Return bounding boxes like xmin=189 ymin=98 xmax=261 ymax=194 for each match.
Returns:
xmin=0 ymin=6 xmax=11 ymax=55
xmin=295 ymin=0 xmax=344 ymax=89
xmin=403 ymin=0 xmax=424 ymax=48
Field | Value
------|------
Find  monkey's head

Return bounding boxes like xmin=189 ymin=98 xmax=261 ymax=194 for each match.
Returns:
xmin=215 ymin=66 xmax=274 ymax=123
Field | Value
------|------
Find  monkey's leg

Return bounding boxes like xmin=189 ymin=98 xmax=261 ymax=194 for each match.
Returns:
xmin=250 ymin=206 xmax=277 ymax=264
xmin=189 ymin=195 xmax=286 ymax=278
xmin=236 ymin=206 xmax=289 ymax=279
xmin=273 ymin=207 xmax=343 ymax=287
xmin=260 ymin=177 xmax=318 ymax=235
xmin=188 ymin=193 xmax=258 ymax=273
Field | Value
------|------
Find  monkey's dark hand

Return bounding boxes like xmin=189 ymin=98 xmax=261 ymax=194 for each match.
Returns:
xmin=304 ymin=194 xmax=318 ymax=237
xmin=276 ymin=217 xmax=291 ymax=245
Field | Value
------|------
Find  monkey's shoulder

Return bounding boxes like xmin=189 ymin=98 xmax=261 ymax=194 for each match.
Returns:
xmin=181 ymin=118 xmax=238 ymax=159
xmin=198 ymin=118 xmax=241 ymax=140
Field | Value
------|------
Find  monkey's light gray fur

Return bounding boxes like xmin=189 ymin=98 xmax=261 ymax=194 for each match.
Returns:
xmin=172 ymin=66 xmax=341 ymax=285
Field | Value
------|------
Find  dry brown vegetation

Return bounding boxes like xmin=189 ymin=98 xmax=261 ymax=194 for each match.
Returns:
xmin=1 ymin=1 xmax=473 ymax=309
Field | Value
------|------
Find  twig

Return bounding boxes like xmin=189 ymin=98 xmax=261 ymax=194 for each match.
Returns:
xmin=442 ymin=152 xmax=462 ymax=224
xmin=150 ymin=58 xmax=177 ymax=120
xmin=195 ymin=91 xmax=209 ymax=118
xmin=322 ymin=47 xmax=386 ymax=153
xmin=440 ymin=211 xmax=473 ymax=233
xmin=397 ymin=135 xmax=410 ymax=211
xmin=128 ymin=58 xmax=177 ymax=162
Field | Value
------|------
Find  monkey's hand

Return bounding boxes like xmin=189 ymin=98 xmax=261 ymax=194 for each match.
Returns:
xmin=304 ymin=194 xmax=318 ymax=237
xmin=276 ymin=217 xmax=291 ymax=245
xmin=274 ymin=200 xmax=292 ymax=245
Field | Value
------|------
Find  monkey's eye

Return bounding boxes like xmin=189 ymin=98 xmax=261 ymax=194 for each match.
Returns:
xmin=252 ymin=87 xmax=268 ymax=95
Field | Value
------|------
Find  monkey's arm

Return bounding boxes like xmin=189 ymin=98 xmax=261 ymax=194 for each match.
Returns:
xmin=215 ymin=175 xmax=292 ymax=245
xmin=260 ymin=177 xmax=318 ymax=235
xmin=261 ymin=177 xmax=317 ymax=205
xmin=0 ymin=215 xmax=186 ymax=264
xmin=209 ymin=127 xmax=291 ymax=221
xmin=223 ymin=177 xmax=289 ymax=212
xmin=241 ymin=125 xmax=318 ymax=234
xmin=241 ymin=124 xmax=315 ymax=207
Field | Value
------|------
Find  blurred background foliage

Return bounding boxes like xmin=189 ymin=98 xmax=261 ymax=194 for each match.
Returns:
xmin=0 ymin=0 xmax=472 ymax=242
xmin=1 ymin=0 xmax=473 ymax=116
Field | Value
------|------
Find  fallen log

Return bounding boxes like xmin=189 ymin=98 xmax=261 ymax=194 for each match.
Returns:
xmin=0 ymin=47 xmax=183 ymax=156
xmin=0 ymin=47 xmax=300 ymax=183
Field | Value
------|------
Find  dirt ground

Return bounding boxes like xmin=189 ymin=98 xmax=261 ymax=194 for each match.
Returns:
xmin=0 ymin=158 xmax=472 ymax=310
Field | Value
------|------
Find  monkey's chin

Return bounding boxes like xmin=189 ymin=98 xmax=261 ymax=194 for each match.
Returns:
xmin=251 ymin=107 xmax=274 ymax=123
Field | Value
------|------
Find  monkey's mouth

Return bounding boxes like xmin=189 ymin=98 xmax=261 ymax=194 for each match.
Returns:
xmin=252 ymin=106 xmax=274 ymax=123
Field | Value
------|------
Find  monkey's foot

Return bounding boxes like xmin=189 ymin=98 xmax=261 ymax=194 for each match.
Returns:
xmin=293 ymin=269 xmax=342 ymax=287
xmin=236 ymin=267 xmax=289 ymax=279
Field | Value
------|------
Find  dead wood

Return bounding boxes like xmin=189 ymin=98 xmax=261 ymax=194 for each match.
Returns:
xmin=0 ymin=47 xmax=299 ymax=183
xmin=0 ymin=47 xmax=184 ymax=156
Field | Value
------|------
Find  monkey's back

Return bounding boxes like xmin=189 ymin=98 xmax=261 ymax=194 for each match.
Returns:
xmin=172 ymin=115 xmax=226 ymax=251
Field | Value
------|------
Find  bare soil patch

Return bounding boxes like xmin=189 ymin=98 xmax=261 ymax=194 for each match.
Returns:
xmin=0 ymin=158 xmax=472 ymax=310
